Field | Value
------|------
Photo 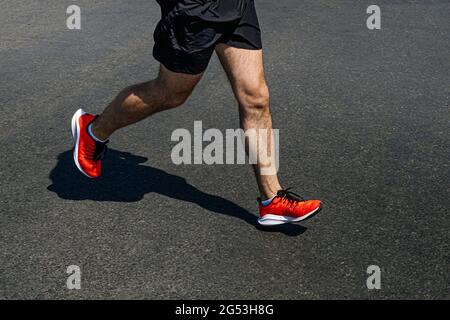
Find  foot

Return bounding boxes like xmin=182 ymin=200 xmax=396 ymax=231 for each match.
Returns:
xmin=258 ymin=189 xmax=322 ymax=226
xmin=71 ymin=109 xmax=108 ymax=178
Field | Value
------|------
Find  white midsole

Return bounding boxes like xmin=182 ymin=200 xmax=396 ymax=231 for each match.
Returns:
xmin=71 ymin=108 xmax=92 ymax=179
xmin=258 ymin=207 xmax=320 ymax=226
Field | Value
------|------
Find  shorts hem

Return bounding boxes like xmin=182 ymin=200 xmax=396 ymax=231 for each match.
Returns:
xmin=218 ymin=40 xmax=262 ymax=50
xmin=153 ymin=49 xmax=208 ymax=75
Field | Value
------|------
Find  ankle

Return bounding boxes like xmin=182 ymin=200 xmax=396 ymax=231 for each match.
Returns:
xmin=260 ymin=190 xmax=278 ymax=200
xmin=91 ymin=119 xmax=111 ymax=141
xmin=260 ymin=195 xmax=275 ymax=206
xmin=259 ymin=182 xmax=282 ymax=200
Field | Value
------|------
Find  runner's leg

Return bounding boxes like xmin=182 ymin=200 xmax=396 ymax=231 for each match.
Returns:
xmin=215 ymin=43 xmax=282 ymax=199
xmin=91 ymin=64 xmax=203 ymax=140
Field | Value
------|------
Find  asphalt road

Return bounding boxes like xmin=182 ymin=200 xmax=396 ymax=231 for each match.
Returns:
xmin=1 ymin=0 xmax=449 ymax=299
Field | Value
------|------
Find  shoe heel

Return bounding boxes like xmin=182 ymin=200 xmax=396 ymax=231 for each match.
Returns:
xmin=71 ymin=109 xmax=85 ymax=141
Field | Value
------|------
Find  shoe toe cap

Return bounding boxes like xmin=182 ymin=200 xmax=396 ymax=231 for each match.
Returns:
xmin=308 ymin=199 xmax=321 ymax=210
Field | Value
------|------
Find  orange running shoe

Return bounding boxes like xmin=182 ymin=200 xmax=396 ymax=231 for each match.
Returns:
xmin=71 ymin=109 xmax=108 ymax=178
xmin=258 ymin=189 xmax=322 ymax=226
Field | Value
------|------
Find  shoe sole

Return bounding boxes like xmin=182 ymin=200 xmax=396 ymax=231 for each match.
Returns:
xmin=71 ymin=108 xmax=93 ymax=179
xmin=257 ymin=206 xmax=322 ymax=226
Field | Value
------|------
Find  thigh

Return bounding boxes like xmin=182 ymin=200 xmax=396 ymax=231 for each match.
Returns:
xmin=215 ymin=43 xmax=267 ymax=102
xmin=156 ymin=63 xmax=203 ymax=96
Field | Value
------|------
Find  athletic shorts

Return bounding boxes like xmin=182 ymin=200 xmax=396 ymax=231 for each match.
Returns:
xmin=153 ymin=0 xmax=262 ymax=74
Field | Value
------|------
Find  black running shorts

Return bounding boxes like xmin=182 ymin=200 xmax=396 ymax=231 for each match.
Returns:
xmin=153 ymin=0 xmax=262 ymax=74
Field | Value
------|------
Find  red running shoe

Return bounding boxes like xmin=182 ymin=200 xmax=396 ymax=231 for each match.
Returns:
xmin=71 ymin=109 xmax=108 ymax=178
xmin=258 ymin=189 xmax=322 ymax=226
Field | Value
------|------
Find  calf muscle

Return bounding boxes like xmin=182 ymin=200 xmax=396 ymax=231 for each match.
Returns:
xmin=91 ymin=65 xmax=202 ymax=140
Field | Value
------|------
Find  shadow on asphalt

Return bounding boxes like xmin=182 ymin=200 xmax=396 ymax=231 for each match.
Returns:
xmin=47 ymin=149 xmax=307 ymax=236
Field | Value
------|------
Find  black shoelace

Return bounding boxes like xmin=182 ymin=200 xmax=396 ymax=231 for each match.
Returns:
xmin=276 ymin=188 xmax=305 ymax=208
xmin=85 ymin=140 xmax=108 ymax=161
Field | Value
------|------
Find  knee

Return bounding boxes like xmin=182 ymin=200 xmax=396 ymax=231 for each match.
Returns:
xmin=153 ymin=81 xmax=193 ymax=110
xmin=163 ymin=90 xmax=191 ymax=109
xmin=239 ymin=83 xmax=270 ymax=115
xmin=121 ymin=79 xmax=193 ymax=112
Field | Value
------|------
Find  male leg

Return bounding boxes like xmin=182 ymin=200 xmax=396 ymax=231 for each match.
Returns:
xmin=91 ymin=65 xmax=203 ymax=141
xmin=215 ymin=44 xmax=280 ymax=199
xmin=71 ymin=0 xmax=220 ymax=179
xmin=215 ymin=44 xmax=322 ymax=226
xmin=71 ymin=65 xmax=203 ymax=178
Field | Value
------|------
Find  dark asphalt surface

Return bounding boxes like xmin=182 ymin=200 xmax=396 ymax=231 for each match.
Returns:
xmin=1 ymin=0 xmax=449 ymax=299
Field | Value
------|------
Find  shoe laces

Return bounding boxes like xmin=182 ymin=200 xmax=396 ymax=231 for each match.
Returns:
xmin=276 ymin=188 xmax=305 ymax=208
xmin=85 ymin=140 xmax=108 ymax=161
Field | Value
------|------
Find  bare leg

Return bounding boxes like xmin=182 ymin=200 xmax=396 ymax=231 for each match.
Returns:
xmin=215 ymin=44 xmax=282 ymax=199
xmin=91 ymin=64 xmax=203 ymax=140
